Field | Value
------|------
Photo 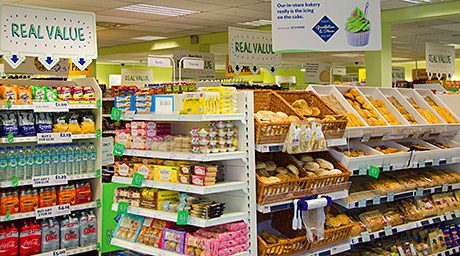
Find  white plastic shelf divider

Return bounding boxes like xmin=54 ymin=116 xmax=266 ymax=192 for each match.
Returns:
xmin=102 ymin=97 xmax=114 ymax=101
xmin=111 ymin=176 xmax=247 ymax=195
xmin=351 ymin=212 xmax=460 ymax=245
xmin=123 ymin=149 xmax=246 ymax=162
xmin=335 ymin=182 xmax=460 ymax=209
xmin=255 ymin=138 xmax=347 ymax=153
xmin=112 ymin=204 xmax=247 ymax=228
xmin=257 ymin=189 xmax=349 ymax=214
xmin=134 ymin=113 xmax=246 ymax=122
xmin=0 ymin=172 xmax=98 ymax=188
xmin=0 ymin=103 xmax=97 ymax=110
xmin=0 ymin=201 xmax=98 ymax=222
xmin=111 ymin=238 xmax=249 ymax=256
xmin=33 ymin=244 xmax=97 ymax=256
xmin=0 ymin=133 xmax=96 ymax=143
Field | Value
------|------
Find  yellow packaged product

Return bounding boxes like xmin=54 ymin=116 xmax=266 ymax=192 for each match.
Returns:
xmin=154 ymin=165 xmax=178 ymax=183
xmin=156 ymin=190 xmax=180 ymax=210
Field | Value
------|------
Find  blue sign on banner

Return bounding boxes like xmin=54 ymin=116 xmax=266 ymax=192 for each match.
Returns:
xmin=313 ymin=16 xmax=339 ymax=43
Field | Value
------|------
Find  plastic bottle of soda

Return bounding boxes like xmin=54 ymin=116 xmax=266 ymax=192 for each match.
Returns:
xmin=60 ymin=215 xmax=79 ymax=249
xmin=19 ymin=220 xmax=41 ymax=255
xmin=40 ymin=218 xmax=60 ymax=253
xmin=79 ymin=211 xmax=97 ymax=246
xmin=0 ymin=223 xmax=19 ymax=256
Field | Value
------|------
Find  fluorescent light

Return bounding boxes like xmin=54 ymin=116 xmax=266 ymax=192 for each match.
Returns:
xmin=446 ymin=43 xmax=460 ymax=49
xmin=300 ymin=68 xmax=306 ymax=72
xmin=402 ymin=0 xmax=431 ymax=4
xmin=116 ymin=4 xmax=200 ymax=17
xmin=391 ymin=36 xmax=397 ymax=39
xmin=132 ymin=36 xmax=167 ymax=41
xmin=392 ymin=57 xmax=412 ymax=61
xmin=239 ymin=19 xmax=272 ymax=27
xmin=332 ymin=53 xmax=364 ymax=58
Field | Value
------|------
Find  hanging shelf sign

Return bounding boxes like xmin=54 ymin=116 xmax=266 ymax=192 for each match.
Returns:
xmin=228 ymin=27 xmax=281 ymax=75
xmin=426 ymin=42 xmax=455 ymax=80
xmin=0 ymin=4 xmax=97 ymax=71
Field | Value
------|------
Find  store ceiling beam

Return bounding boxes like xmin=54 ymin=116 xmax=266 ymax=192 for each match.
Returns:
xmin=382 ymin=0 xmax=460 ymax=24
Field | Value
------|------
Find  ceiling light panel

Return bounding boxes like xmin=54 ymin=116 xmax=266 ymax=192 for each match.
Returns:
xmin=239 ymin=19 xmax=272 ymax=26
xmin=116 ymin=4 xmax=200 ymax=17
xmin=132 ymin=36 xmax=167 ymax=41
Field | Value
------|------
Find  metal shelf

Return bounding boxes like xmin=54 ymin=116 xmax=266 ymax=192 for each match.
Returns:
xmin=0 ymin=103 xmax=97 ymax=110
xmin=0 ymin=133 xmax=96 ymax=144
xmin=112 ymin=176 xmax=247 ymax=195
xmin=0 ymin=172 xmax=98 ymax=188
xmin=33 ymin=244 xmax=97 ymax=256
xmin=111 ymin=204 xmax=247 ymax=228
xmin=134 ymin=113 xmax=246 ymax=122
xmin=123 ymin=149 xmax=246 ymax=162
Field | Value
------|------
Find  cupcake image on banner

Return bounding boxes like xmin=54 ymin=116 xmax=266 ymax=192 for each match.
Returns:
xmin=345 ymin=1 xmax=370 ymax=47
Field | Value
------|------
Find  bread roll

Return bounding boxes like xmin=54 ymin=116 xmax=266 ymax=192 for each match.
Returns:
xmin=315 ymin=158 xmax=334 ymax=170
xmin=256 ymin=162 xmax=267 ymax=170
xmin=266 ymin=161 xmax=277 ymax=172
xmin=328 ymin=169 xmax=343 ymax=175
xmin=300 ymin=155 xmax=314 ymax=162
xmin=286 ymin=164 xmax=299 ymax=176
xmin=311 ymin=107 xmax=321 ymax=117
xmin=304 ymin=162 xmax=320 ymax=171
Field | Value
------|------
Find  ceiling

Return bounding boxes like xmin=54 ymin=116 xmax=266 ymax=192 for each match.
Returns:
xmin=1 ymin=0 xmax=456 ymax=68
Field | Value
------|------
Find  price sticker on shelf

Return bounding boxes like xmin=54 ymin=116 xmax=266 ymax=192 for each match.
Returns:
xmin=5 ymin=211 xmax=10 ymax=221
xmin=11 ymin=176 xmax=18 ymax=188
xmin=384 ymin=226 xmax=393 ymax=236
xmin=36 ymin=204 xmax=71 ymax=219
xmin=361 ymin=231 xmax=370 ymax=242
xmin=418 ymin=161 xmax=426 ymax=168
xmin=110 ymin=108 xmax=122 ymax=121
xmin=46 ymin=248 xmax=67 ymax=256
xmin=113 ymin=143 xmax=125 ymax=157
xmin=442 ymin=184 xmax=449 ymax=192
xmin=358 ymin=199 xmax=366 ymax=208
xmin=117 ymin=202 xmax=129 ymax=214
xmin=326 ymin=138 xmax=347 ymax=147
xmin=368 ymin=166 xmax=380 ymax=179
xmin=454 ymin=210 xmax=460 ymax=218
xmin=33 ymin=102 xmax=69 ymax=112
xmin=96 ymin=129 xmax=102 ymax=139
xmin=122 ymin=110 xmax=136 ymax=121
xmin=446 ymin=157 xmax=453 ymax=165
xmin=96 ymin=169 xmax=101 ymax=178
xmin=445 ymin=212 xmax=454 ymax=221
xmin=416 ymin=188 xmax=424 ymax=197
xmin=96 ymin=99 xmax=102 ymax=109
xmin=387 ymin=192 xmax=395 ymax=202
xmin=432 ymin=158 xmax=440 ymax=167
xmin=7 ymin=133 xmax=14 ymax=143
xmin=382 ymin=164 xmax=390 ymax=172
xmin=413 ymin=131 xmax=421 ymax=138
xmin=362 ymin=135 xmax=371 ymax=142
xmin=37 ymin=133 xmax=72 ymax=144
xmin=131 ymin=173 xmax=144 ymax=187
xmin=6 ymin=99 xmax=12 ymax=110
xmin=32 ymin=174 xmax=68 ymax=187
xmin=372 ymin=195 xmax=380 ymax=205
xmin=358 ymin=166 xmax=368 ymax=176
xmin=177 ymin=210 xmax=189 ymax=225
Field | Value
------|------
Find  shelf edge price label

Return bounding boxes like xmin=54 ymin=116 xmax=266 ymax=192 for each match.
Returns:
xmin=131 ymin=172 xmax=144 ymax=187
xmin=442 ymin=184 xmax=449 ymax=192
xmin=384 ymin=226 xmax=393 ymax=236
xmin=113 ymin=143 xmax=125 ymax=157
xmin=11 ymin=176 xmax=19 ymax=188
xmin=37 ymin=132 xmax=72 ymax=144
xmin=33 ymin=102 xmax=69 ymax=112
xmin=7 ymin=133 xmax=14 ymax=143
xmin=358 ymin=166 xmax=368 ymax=176
xmin=122 ymin=110 xmax=136 ymax=121
xmin=32 ymin=174 xmax=68 ymax=187
xmin=177 ymin=210 xmax=189 ymax=225
xmin=416 ymin=188 xmax=424 ymax=197
xmin=36 ymin=204 xmax=71 ymax=219
xmin=49 ymin=248 xmax=67 ymax=256
xmin=358 ymin=199 xmax=366 ymax=208
xmin=445 ymin=212 xmax=454 ymax=221
xmin=372 ymin=195 xmax=380 ymax=205
xmin=387 ymin=192 xmax=395 ymax=202
xmin=361 ymin=231 xmax=370 ymax=242
xmin=96 ymin=99 xmax=102 ymax=109
xmin=110 ymin=107 xmax=122 ymax=121
xmin=368 ymin=166 xmax=380 ymax=179
xmin=117 ymin=202 xmax=129 ymax=214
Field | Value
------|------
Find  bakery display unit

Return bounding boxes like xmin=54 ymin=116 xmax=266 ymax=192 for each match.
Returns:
xmin=109 ymin=91 xmax=257 ymax=256
xmin=0 ymin=78 xmax=102 ymax=255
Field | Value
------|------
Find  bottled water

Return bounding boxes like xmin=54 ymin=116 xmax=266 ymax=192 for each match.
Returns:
xmin=66 ymin=144 xmax=74 ymax=176
xmin=0 ymin=148 xmax=7 ymax=181
xmin=24 ymin=146 xmax=34 ymax=180
xmin=42 ymin=145 xmax=51 ymax=176
xmin=80 ymin=143 xmax=88 ymax=174
xmin=57 ymin=144 xmax=66 ymax=175
xmin=16 ymin=146 xmax=26 ymax=180
xmin=49 ymin=145 xmax=58 ymax=176
xmin=72 ymin=143 xmax=81 ymax=175
xmin=6 ymin=147 xmax=18 ymax=180
xmin=87 ymin=142 xmax=96 ymax=174
xmin=33 ymin=145 xmax=43 ymax=177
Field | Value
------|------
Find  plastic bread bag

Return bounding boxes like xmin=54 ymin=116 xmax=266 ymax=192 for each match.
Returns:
xmin=18 ymin=111 xmax=36 ymax=136
xmin=301 ymin=206 xmax=325 ymax=243
xmin=68 ymin=112 xmax=82 ymax=134
xmin=380 ymin=207 xmax=404 ymax=227
xmin=394 ymin=200 xmax=424 ymax=221
xmin=414 ymin=196 xmax=437 ymax=218
xmin=53 ymin=112 xmax=69 ymax=132
xmin=80 ymin=112 xmax=95 ymax=134
xmin=0 ymin=112 xmax=19 ymax=136
xmin=358 ymin=210 xmax=385 ymax=232
xmin=34 ymin=112 xmax=53 ymax=133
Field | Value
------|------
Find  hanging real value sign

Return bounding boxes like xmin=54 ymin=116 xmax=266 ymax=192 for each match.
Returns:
xmin=0 ymin=4 xmax=97 ymax=71
xmin=228 ymin=27 xmax=281 ymax=75
xmin=271 ymin=0 xmax=381 ymax=52
xmin=426 ymin=42 xmax=455 ymax=79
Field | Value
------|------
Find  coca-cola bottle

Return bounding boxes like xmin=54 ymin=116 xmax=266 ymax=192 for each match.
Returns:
xmin=60 ymin=215 xmax=79 ymax=249
xmin=0 ymin=223 xmax=19 ymax=256
xmin=41 ymin=219 xmax=59 ymax=253
xmin=19 ymin=220 xmax=41 ymax=255
xmin=80 ymin=211 xmax=97 ymax=246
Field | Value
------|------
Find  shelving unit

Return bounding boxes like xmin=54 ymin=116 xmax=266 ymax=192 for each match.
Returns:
xmin=0 ymin=78 xmax=102 ymax=255
xmin=110 ymin=91 xmax=257 ymax=255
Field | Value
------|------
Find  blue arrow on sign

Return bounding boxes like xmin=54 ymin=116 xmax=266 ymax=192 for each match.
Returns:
xmin=45 ymin=56 xmax=53 ymax=65
xmin=235 ymin=65 xmax=240 ymax=72
xmin=253 ymin=66 xmax=257 ymax=72
xmin=10 ymin=55 xmax=19 ymax=63
xmin=78 ymin=58 xmax=86 ymax=66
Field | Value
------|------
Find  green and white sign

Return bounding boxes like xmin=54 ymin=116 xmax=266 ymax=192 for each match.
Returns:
xmin=426 ymin=42 xmax=455 ymax=79
xmin=0 ymin=3 xmax=97 ymax=71
xmin=121 ymin=68 xmax=153 ymax=87
xmin=228 ymin=27 xmax=281 ymax=75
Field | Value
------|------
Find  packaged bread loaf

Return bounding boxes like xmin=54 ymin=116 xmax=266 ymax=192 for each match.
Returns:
xmin=358 ymin=210 xmax=385 ymax=232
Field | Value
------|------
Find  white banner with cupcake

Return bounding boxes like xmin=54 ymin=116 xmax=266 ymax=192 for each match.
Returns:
xmin=426 ymin=42 xmax=455 ymax=80
xmin=271 ymin=0 xmax=381 ymax=52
